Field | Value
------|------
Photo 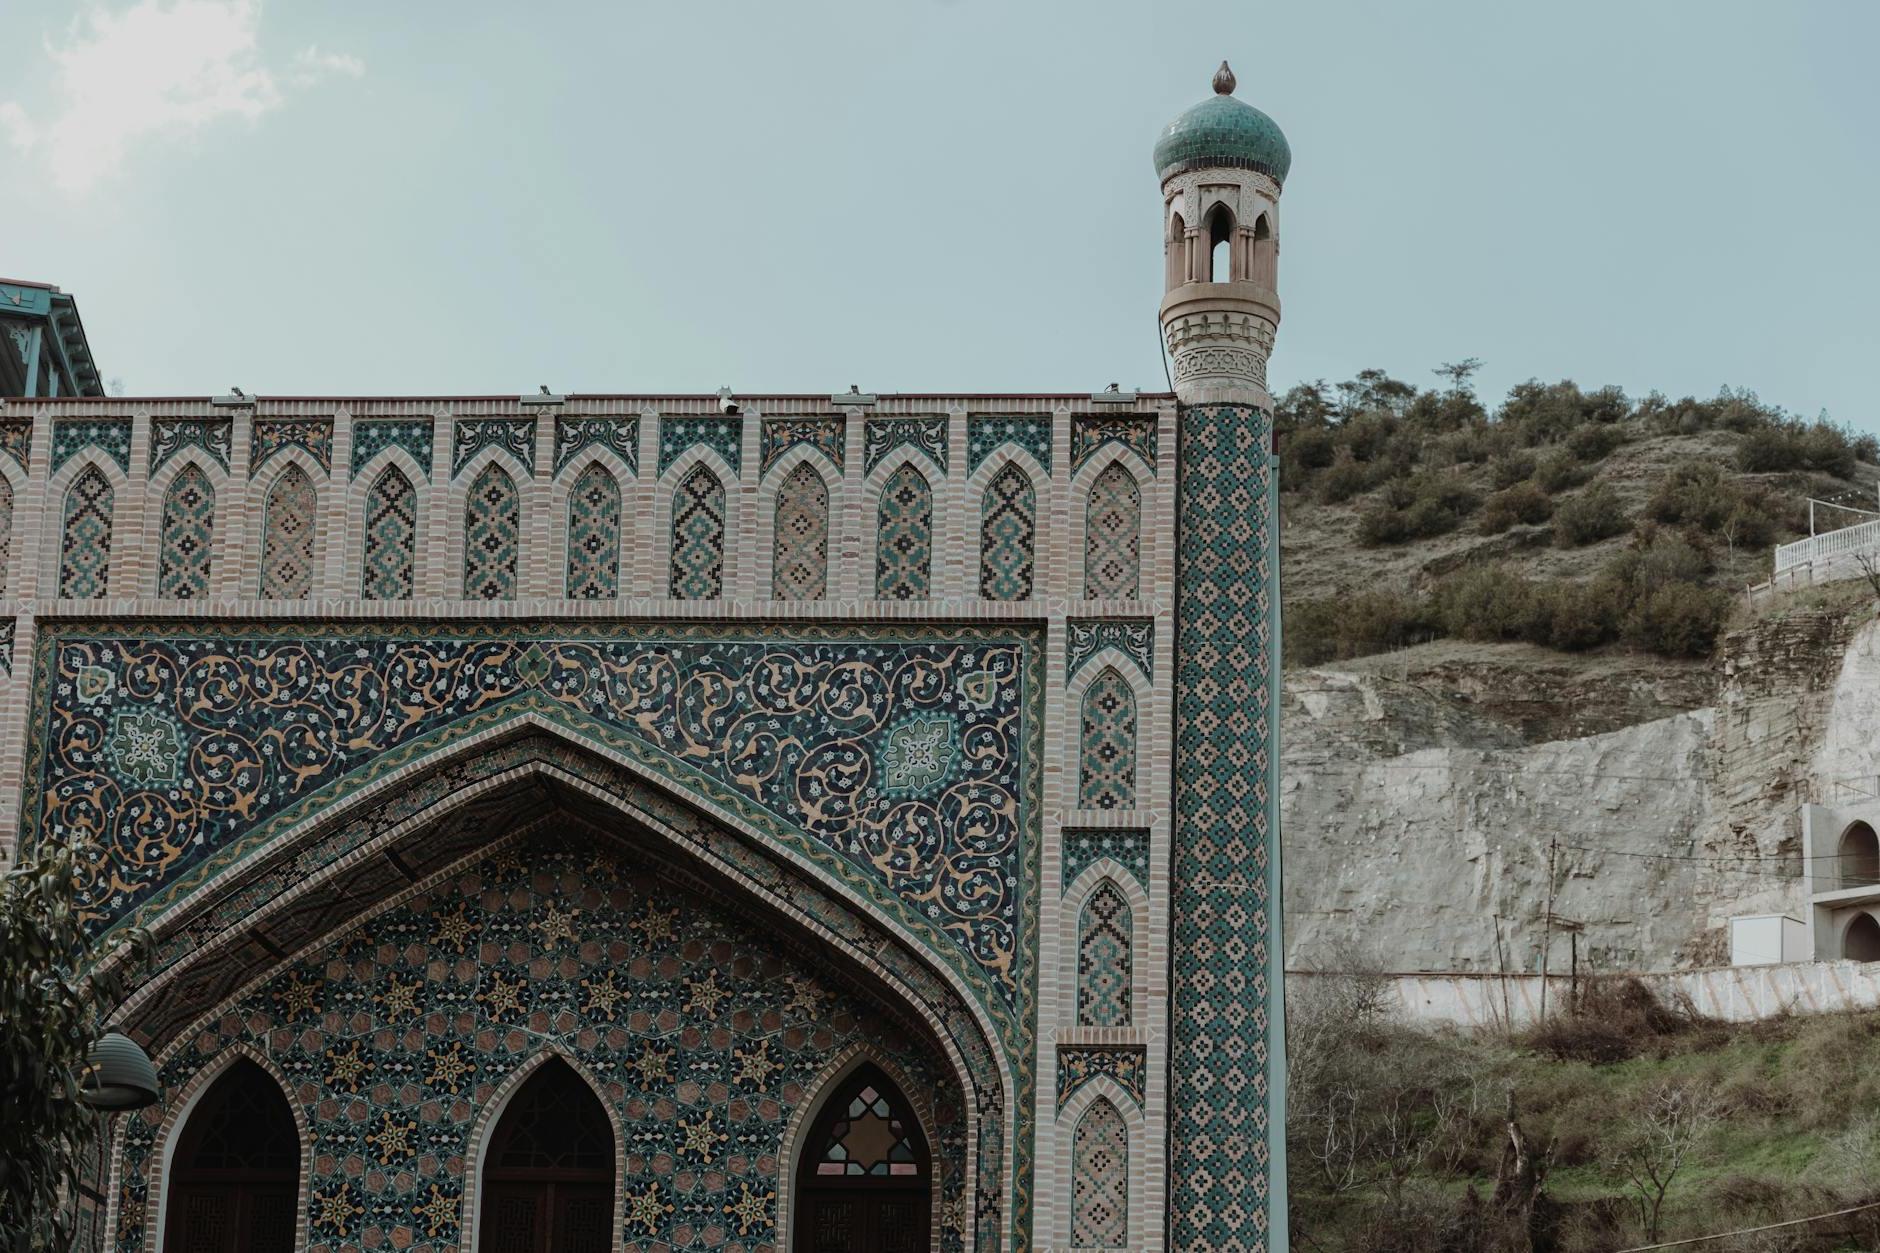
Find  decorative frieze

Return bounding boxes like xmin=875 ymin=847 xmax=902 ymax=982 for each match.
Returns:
xmin=150 ymin=417 xmax=232 ymax=474
xmin=864 ymin=417 xmax=948 ymax=475
xmin=451 ymin=417 xmax=535 ymax=478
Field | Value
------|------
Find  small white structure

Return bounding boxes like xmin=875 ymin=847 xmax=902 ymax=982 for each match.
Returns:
xmin=1801 ymin=802 xmax=1880 ymax=960
xmin=1730 ymin=914 xmax=1810 ymax=966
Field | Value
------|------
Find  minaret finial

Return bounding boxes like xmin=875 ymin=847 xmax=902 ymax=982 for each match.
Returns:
xmin=1212 ymin=61 xmax=1236 ymax=95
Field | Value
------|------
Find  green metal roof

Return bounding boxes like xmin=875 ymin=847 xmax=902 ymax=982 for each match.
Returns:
xmin=1153 ymin=64 xmax=1291 ymax=187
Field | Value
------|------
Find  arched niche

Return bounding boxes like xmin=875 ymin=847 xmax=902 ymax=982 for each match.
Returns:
xmin=1847 ymin=912 xmax=1880 ymax=962
xmin=160 ymin=1059 xmax=299 ymax=1253
xmin=1840 ymin=821 xmax=1880 ymax=889
xmin=793 ymin=1062 xmax=934 ymax=1252
xmin=479 ymin=1058 xmax=616 ymax=1252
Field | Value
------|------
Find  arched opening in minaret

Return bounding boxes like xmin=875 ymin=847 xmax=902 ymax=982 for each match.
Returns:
xmin=1208 ymin=204 xmax=1235 ymax=282
xmin=1166 ymin=210 xmax=1187 ymax=290
xmin=1839 ymin=822 xmax=1879 ymax=888
xmin=1251 ymin=212 xmax=1276 ymax=287
xmin=1846 ymin=912 xmax=1880 ymax=962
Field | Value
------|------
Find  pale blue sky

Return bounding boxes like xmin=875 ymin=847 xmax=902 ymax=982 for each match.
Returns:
xmin=5 ymin=1 xmax=1877 ymax=428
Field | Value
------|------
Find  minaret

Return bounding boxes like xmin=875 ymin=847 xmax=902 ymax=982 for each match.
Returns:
xmin=1155 ymin=61 xmax=1289 ymax=408
xmin=1161 ymin=62 xmax=1292 ymax=1252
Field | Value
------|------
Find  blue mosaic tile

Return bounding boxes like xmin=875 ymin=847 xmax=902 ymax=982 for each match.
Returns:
xmin=657 ymin=416 xmax=742 ymax=477
xmin=50 ymin=419 xmax=131 ymax=475
xmin=967 ymin=415 xmax=1052 ymax=475
xmin=1062 ymin=829 xmax=1151 ymax=893
xmin=863 ymin=418 xmax=947 ymax=475
xmin=1066 ymin=618 xmax=1154 ymax=683
xmin=555 ymin=416 xmax=639 ymax=476
xmin=451 ymin=418 xmax=535 ymax=478
xmin=761 ymin=416 xmax=845 ymax=475
xmin=1071 ymin=414 xmax=1158 ymax=475
xmin=150 ymin=418 xmax=232 ymax=474
xmin=1057 ymin=1045 xmax=1146 ymax=1109
xmin=350 ymin=418 xmax=435 ymax=479
xmin=0 ymin=419 xmax=29 ymax=472
xmin=250 ymin=418 xmax=332 ymax=477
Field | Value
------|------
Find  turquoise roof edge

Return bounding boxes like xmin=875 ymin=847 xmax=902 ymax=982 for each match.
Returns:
xmin=1153 ymin=92 xmax=1292 ymax=187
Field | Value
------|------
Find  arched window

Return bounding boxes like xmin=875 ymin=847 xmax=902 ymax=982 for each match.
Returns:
xmin=1847 ymin=913 xmax=1880 ymax=962
xmin=875 ymin=464 xmax=932 ymax=600
xmin=1251 ymin=211 xmax=1277 ymax=287
xmin=0 ymin=475 xmax=14 ymax=596
xmin=1840 ymin=822 xmax=1880 ymax=889
xmin=361 ymin=465 xmax=416 ymax=600
xmin=1078 ymin=880 xmax=1134 ymax=1027
xmin=979 ymin=462 xmax=1036 ymax=601
xmin=59 ymin=464 xmax=114 ymax=598
xmin=158 ymin=464 xmax=215 ymax=599
xmin=163 ymin=1059 xmax=299 ymax=1253
xmin=259 ymin=464 xmax=318 ymax=598
xmin=794 ymin=1064 xmax=932 ymax=1253
xmin=481 ymin=1060 xmax=615 ymax=1253
xmin=1166 ymin=210 xmax=1187 ymax=290
xmin=1208 ymin=203 xmax=1235 ymax=283
xmin=1071 ymin=1098 xmax=1129 ymax=1248
xmin=565 ymin=462 xmax=621 ymax=599
xmin=772 ymin=461 xmax=830 ymax=600
xmin=1084 ymin=462 xmax=1141 ymax=599
xmin=669 ymin=465 xmax=726 ymax=599
xmin=1078 ymin=668 xmax=1137 ymax=809
xmin=464 ymin=462 xmax=521 ymax=599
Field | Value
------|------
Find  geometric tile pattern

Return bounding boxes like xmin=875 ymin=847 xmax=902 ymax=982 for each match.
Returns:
xmin=452 ymin=418 xmax=534 ymax=478
xmin=1065 ymin=620 xmax=1154 ymax=684
xmin=0 ymin=475 xmax=11 ymax=596
xmin=0 ymin=618 xmax=11 ymax=675
xmin=58 ymin=464 xmax=114 ymax=598
xmin=1077 ymin=668 xmax=1137 ymax=810
xmin=361 ymin=466 xmax=417 ymax=600
xmin=554 ymin=416 xmax=639 ymax=477
xmin=350 ymin=419 xmax=434 ymax=480
xmin=564 ymin=463 xmax=621 ymax=600
xmin=668 ymin=466 xmax=725 ymax=600
xmin=760 ymin=417 xmax=844 ymax=475
xmin=259 ymin=464 xmax=319 ymax=599
xmin=863 ymin=418 xmax=947 ymax=475
xmin=874 ymin=464 xmax=932 ymax=600
xmin=107 ymin=834 xmax=972 ymax=1253
xmin=1071 ymin=1098 xmax=1128 ymax=1248
xmin=1076 ymin=879 xmax=1132 ymax=1028
xmin=462 ymin=464 xmax=520 ymax=600
xmin=967 ymin=416 xmax=1052 ymax=475
xmin=1171 ymin=403 xmax=1280 ymax=1250
xmin=157 ymin=464 xmax=215 ymax=600
xmin=1057 ymin=1046 xmax=1146 ymax=1109
xmin=249 ymin=418 xmax=333 ymax=478
xmin=0 ymin=418 xmax=30 ymax=472
xmin=1061 ymin=830 xmax=1151 ymax=894
xmin=149 ymin=418 xmax=232 ymax=474
xmin=1083 ymin=462 xmax=1141 ymax=600
xmin=26 ymin=622 xmax=1041 ymax=1024
xmin=771 ymin=461 xmax=829 ymax=600
xmin=1071 ymin=414 xmax=1157 ymax=475
xmin=978 ymin=463 xmax=1036 ymax=602
xmin=657 ymin=417 xmax=742 ymax=477
xmin=50 ymin=419 xmax=132 ymax=474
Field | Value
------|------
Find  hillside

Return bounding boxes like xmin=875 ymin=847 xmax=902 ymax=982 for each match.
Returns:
xmin=1274 ymin=371 xmax=1880 ymax=670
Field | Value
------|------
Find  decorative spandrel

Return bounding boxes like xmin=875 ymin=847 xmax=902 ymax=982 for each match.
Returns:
xmin=24 ymin=623 xmax=1041 ymax=1014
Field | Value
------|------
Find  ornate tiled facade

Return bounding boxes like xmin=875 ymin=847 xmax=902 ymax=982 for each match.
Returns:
xmin=967 ymin=416 xmax=1052 ymax=476
xmin=1077 ymin=668 xmax=1138 ymax=810
xmin=250 ymin=417 xmax=333 ymax=477
xmin=1071 ymin=1100 xmax=1129 ymax=1248
xmin=453 ymin=417 xmax=535 ymax=477
xmin=463 ymin=464 xmax=521 ymax=600
xmin=771 ymin=461 xmax=829 ymax=600
xmin=876 ymin=464 xmax=933 ymax=600
xmin=0 ymin=417 xmax=31 ymax=471
xmin=1076 ymin=881 xmax=1132 ymax=1028
xmin=555 ymin=416 xmax=639 ymax=476
xmin=978 ymin=464 xmax=1036 ymax=602
xmin=59 ymin=463 xmax=114 ymax=597
xmin=259 ymin=464 xmax=318 ymax=598
xmin=156 ymin=465 xmax=215 ymax=600
xmin=0 ymin=476 xmax=12 ymax=597
xmin=669 ymin=467 xmax=726 ymax=599
xmin=658 ymin=416 xmax=742 ymax=477
xmin=51 ymin=418 xmax=132 ymax=474
xmin=1062 ymin=829 xmax=1152 ymax=894
xmin=352 ymin=418 xmax=435 ymax=479
xmin=864 ymin=417 xmax=947 ymax=474
xmin=1084 ymin=462 xmax=1142 ymax=600
xmin=566 ymin=462 xmax=622 ymax=599
xmin=760 ymin=416 xmax=844 ymax=475
xmin=149 ymin=418 xmax=232 ymax=474
xmin=362 ymin=466 xmax=417 ymax=599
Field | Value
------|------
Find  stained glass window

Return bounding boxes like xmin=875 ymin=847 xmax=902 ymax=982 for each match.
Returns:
xmin=815 ymin=1079 xmax=924 ymax=1177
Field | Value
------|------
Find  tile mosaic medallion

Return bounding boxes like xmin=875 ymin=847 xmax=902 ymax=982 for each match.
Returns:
xmin=109 ymin=832 xmax=972 ymax=1253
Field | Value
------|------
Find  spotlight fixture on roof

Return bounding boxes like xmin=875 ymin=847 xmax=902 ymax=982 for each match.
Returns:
xmin=78 ymin=1032 xmax=160 ymax=1110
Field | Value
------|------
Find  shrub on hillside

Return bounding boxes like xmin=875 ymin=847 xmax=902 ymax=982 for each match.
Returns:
xmin=1280 ymin=427 xmax=1336 ymax=488
xmin=1553 ymin=483 xmax=1629 ymax=547
xmin=1285 ymin=591 xmax=1432 ymax=666
xmin=1645 ymin=460 xmax=1785 ymax=550
xmin=1489 ymin=451 xmax=1536 ymax=490
xmin=1315 ymin=450 xmax=1373 ymax=504
xmin=1736 ymin=420 xmax=1860 ymax=479
xmin=1533 ymin=450 xmax=1586 ymax=493
xmin=1566 ymin=421 xmax=1627 ymax=463
xmin=1500 ymin=380 xmax=1631 ymax=446
xmin=1622 ymin=583 xmax=1730 ymax=657
xmin=1428 ymin=566 xmax=1545 ymax=642
xmin=1359 ymin=473 xmax=1480 ymax=545
xmin=1536 ymin=579 xmax=1622 ymax=651
xmin=1479 ymin=482 xmax=1554 ymax=534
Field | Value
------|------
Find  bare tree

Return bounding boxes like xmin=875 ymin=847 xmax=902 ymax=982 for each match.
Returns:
xmin=1853 ymin=547 xmax=1880 ymax=600
xmin=1434 ymin=357 xmax=1485 ymax=396
xmin=1612 ymin=1080 xmax=1722 ymax=1243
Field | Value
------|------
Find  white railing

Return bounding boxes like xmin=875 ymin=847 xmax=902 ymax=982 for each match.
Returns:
xmin=1775 ymin=517 xmax=1880 ymax=573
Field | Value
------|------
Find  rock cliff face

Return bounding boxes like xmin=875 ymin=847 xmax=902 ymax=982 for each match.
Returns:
xmin=1282 ymin=603 xmax=1871 ymax=975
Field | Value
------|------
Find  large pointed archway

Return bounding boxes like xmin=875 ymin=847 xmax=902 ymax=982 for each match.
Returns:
xmin=99 ymin=730 xmax=1010 ymax=1252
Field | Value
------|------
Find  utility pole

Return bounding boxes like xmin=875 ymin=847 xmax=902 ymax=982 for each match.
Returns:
xmin=1539 ymin=834 xmax=1558 ymax=1023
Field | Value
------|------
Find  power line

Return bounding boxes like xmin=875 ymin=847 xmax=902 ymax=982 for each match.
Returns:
xmin=1613 ymin=1198 xmax=1880 ymax=1251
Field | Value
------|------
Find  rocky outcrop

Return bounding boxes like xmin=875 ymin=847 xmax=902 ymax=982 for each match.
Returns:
xmin=1282 ymin=605 xmax=1873 ymax=976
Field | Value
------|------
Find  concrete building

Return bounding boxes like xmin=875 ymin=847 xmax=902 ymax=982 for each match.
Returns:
xmin=0 ymin=65 xmax=1289 ymax=1253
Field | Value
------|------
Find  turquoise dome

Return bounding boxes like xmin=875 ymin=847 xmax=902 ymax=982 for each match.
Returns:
xmin=1153 ymin=63 xmax=1291 ymax=187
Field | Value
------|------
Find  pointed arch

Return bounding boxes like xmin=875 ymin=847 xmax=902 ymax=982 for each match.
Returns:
xmin=1077 ymin=879 xmax=1134 ymax=1028
xmin=0 ymin=472 xmax=13 ymax=597
xmin=1078 ymin=667 xmax=1138 ymax=810
xmin=772 ymin=460 xmax=830 ymax=600
xmin=979 ymin=461 xmax=1036 ymax=601
xmin=565 ymin=460 xmax=622 ymax=599
xmin=875 ymin=462 xmax=933 ymax=600
xmin=1070 ymin=1097 xmax=1129 ymax=1247
xmin=361 ymin=465 xmax=417 ymax=600
xmin=474 ymin=1056 xmax=617 ymax=1251
xmin=258 ymin=463 xmax=319 ymax=599
xmin=157 ymin=1056 xmax=301 ymax=1253
xmin=792 ymin=1060 xmax=934 ymax=1251
xmin=669 ymin=463 xmax=726 ymax=599
xmin=1207 ymin=201 xmax=1236 ymax=283
xmin=1083 ymin=461 xmax=1141 ymax=599
xmin=463 ymin=461 xmax=521 ymax=599
xmin=157 ymin=463 xmax=216 ymax=599
xmin=59 ymin=462 xmax=115 ymax=598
